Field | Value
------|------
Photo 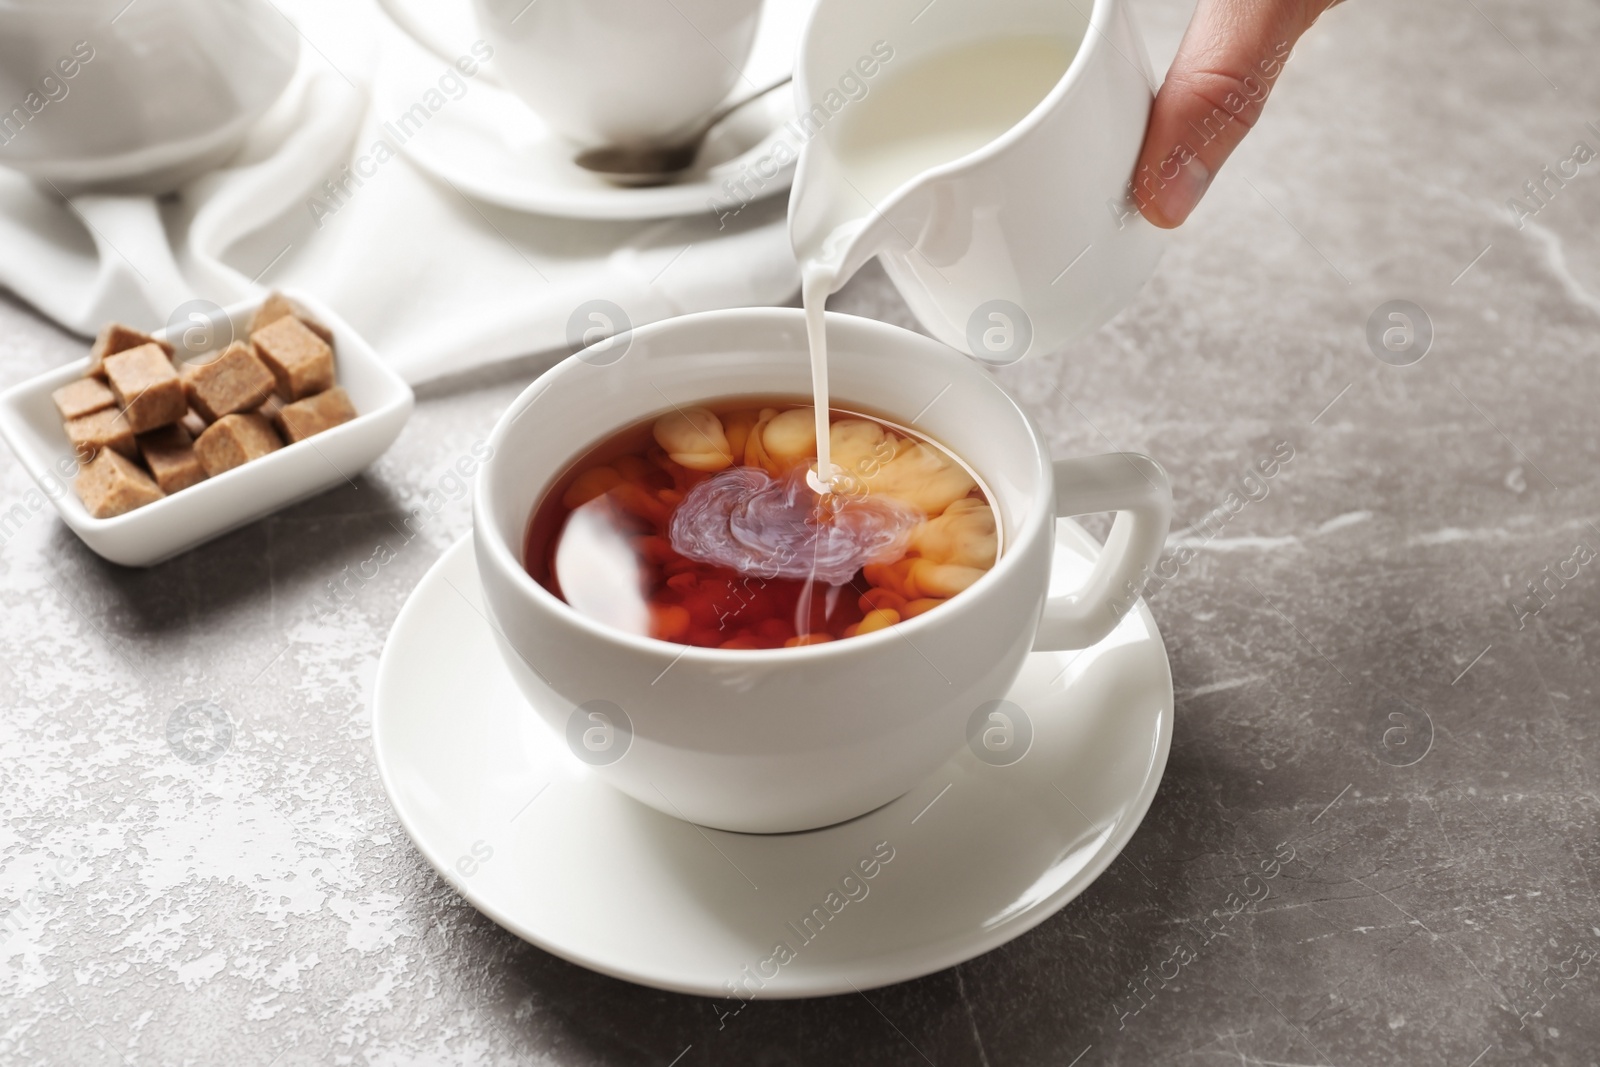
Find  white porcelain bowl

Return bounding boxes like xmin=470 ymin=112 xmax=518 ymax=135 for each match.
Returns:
xmin=0 ymin=291 xmax=413 ymax=566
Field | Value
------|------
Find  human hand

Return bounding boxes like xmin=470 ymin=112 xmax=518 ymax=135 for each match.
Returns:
xmin=1134 ymin=0 xmax=1344 ymax=227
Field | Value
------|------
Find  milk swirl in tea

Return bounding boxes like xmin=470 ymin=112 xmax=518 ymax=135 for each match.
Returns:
xmin=525 ymin=399 xmax=999 ymax=648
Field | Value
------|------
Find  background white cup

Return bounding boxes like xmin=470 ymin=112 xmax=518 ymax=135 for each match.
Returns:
xmin=473 ymin=308 xmax=1172 ymax=833
xmin=0 ymin=0 xmax=298 ymax=194
xmin=378 ymin=0 xmax=763 ymax=148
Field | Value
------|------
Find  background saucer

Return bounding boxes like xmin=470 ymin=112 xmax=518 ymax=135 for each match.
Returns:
xmin=372 ymin=527 xmax=1174 ymax=997
xmin=374 ymin=0 xmax=813 ymax=220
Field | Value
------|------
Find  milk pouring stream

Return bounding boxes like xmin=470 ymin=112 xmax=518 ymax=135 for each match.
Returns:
xmin=795 ymin=35 xmax=1075 ymax=492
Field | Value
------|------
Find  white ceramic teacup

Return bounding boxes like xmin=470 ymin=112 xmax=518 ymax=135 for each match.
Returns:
xmin=473 ymin=308 xmax=1171 ymax=834
xmin=377 ymin=0 xmax=763 ymax=149
xmin=790 ymin=0 xmax=1166 ymax=358
xmin=0 ymin=0 xmax=299 ymax=194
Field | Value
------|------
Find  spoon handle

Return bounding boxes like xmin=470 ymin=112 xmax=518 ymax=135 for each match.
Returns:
xmin=703 ymin=74 xmax=792 ymax=133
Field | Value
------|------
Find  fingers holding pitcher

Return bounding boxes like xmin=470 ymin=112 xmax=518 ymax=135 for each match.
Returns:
xmin=1134 ymin=0 xmax=1345 ymax=228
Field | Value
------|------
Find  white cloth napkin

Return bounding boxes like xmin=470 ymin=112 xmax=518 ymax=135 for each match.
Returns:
xmin=0 ymin=0 xmax=800 ymax=384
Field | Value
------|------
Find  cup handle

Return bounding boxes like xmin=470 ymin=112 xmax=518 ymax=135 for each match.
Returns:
xmin=1033 ymin=452 xmax=1172 ymax=652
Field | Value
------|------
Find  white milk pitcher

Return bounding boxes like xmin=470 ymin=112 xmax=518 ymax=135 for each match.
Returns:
xmin=789 ymin=0 xmax=1166 ymax=362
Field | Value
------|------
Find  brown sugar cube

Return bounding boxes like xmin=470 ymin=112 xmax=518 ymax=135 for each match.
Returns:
xmin=194 ymin=413 xmax=282 ymax=476
xmin=180 ymin=409 xmax=209 ymax=438
xmin=87 ymin=323 xmax=172 ymax=377
xmin=177 ymin=349 xmax=224 ymax=385
xmin=65 ymin=407 xmax=136 ymax=460
xmin=184 ymin=340 xmax=277 ymax=421
xmin=250 ymin=291 xmax=335 ymax=348
xmin=75 ymin=449 xmax=164 ymax=518
xmin=252 ymin=316 xmax=335 ymax=401
xmin=51 ymin=377 xmax=116 ymax=420
xmin=137 ymin=424 xmax=208 ymax=494
xmin=274 ymin=387 xmax=357 ymax=443
xmin=258 ymin=394 xmax=284 ymax=425
xmin=104 ymin=343 xmax=187 ymax=433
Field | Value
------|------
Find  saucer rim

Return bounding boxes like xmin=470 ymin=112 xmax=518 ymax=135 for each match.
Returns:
xmin=388 ymin=76 xmax=796 ymax=222
xmin=375 ymin=1 xmax=800 ymax=221
xmin=373 ymin=532 xmax=1173 ymax=997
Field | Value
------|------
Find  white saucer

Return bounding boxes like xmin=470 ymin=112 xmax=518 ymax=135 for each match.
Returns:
xmin=372 ymin=528 xmax=1173 ymax=997
xmin=375 ymin=0 xmax=812 ymax=221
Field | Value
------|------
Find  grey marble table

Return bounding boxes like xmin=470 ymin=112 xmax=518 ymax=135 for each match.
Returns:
xmin=3 ymin=0 xmax=1599 ymax=1063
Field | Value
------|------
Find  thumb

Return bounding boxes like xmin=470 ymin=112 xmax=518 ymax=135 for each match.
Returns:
xmin=1133 ymin=0 xmax=1332 ymax=228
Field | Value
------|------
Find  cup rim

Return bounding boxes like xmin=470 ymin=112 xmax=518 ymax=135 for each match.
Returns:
xmin=794 ymin=0 xmax=1118 ymax=211
xmin=474 ymin=307 xmax=1055 ymax=665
